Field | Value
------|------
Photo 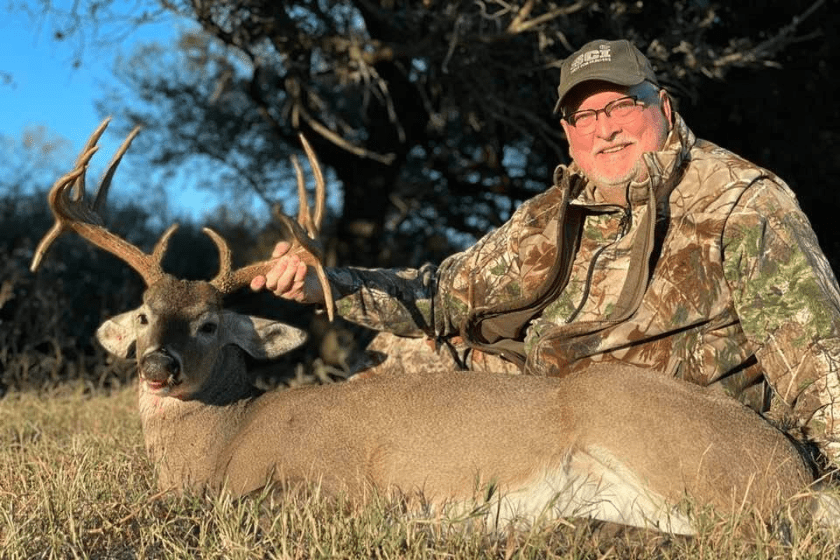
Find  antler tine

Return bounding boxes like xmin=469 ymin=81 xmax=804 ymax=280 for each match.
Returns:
xmin=209 ymin=135 xmax=334 ymax=320
xmin=298 ymin=133 xmax=325 ymax=233
xmin=30 ymin=118 xmax=169 ymax=287
xmin=205 ymin=227 xmax=234 ymax=286
xmin=290 ymin=155 xmax=315 ymax=238
xmin=205 ymin=227 xmax=268 ymax=297
xmin=30 ymin=142 xmax=102 ymax=273
xmin=69 ymin=117 xmax=112 ymax=203
xmin=30 ymin=162 xmax=95 ymax=273
xmin=93 ymin=124 xmax=142 ymax=213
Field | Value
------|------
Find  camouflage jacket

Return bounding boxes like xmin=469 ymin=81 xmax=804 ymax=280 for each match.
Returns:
xmin=327 ymin=113 xmax=840 ymax=464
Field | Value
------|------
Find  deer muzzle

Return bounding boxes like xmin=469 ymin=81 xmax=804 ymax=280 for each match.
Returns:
xmin=139 ymin=348 xmax=182 ymax=390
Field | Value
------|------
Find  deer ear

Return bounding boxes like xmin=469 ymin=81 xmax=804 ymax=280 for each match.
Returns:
xmin=221 ymin=312 xmax=307 ymax=359
xmin=96 ymin=311 xmax=138 ymax=358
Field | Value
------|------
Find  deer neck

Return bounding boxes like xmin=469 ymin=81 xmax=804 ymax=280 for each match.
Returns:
xmin=191 ymin=348 xmax=260 ymax=405
xmin=137 ymin=349 xmax=259 ymax=491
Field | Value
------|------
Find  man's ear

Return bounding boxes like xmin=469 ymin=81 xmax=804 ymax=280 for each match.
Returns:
xmin=560 ymin=117 xmax=571 ymax=138
xmin=659 ymin=89 xmax=673 ymax=126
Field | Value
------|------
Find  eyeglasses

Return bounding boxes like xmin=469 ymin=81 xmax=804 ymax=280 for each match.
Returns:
xmin=562 ymin=96 xmax=646 ymax=133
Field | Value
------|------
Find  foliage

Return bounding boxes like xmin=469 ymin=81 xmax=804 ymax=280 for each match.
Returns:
xmin=81 ymin=0 xmax=838 ymax=269
xmin=3 ymin=383 xmax=840 ymax=558
xmin=11 ymin=1 xmax=839 ymax=270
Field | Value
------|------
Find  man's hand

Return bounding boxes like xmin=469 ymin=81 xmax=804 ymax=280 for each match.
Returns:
xmin=250 ymin=241 xmax=325 ymax=304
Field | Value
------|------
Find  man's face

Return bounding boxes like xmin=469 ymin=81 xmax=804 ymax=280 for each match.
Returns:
xmin=560 ymin=81 xmax=672 ymax=191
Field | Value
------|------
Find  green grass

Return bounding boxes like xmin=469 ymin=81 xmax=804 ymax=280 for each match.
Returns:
xmin=1 ymin=383 xmax=839 ymax=559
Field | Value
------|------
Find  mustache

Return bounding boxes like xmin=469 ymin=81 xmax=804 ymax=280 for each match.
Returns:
xmin=595 ymin=138 xmax=635 ymax=154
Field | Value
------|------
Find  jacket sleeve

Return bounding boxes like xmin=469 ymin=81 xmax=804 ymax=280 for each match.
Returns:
xmin=324 ymin=262 xmax=449 ymax=338
xmin=324 ymin=213 xmax=526 ymax=339
xmin=722 ymin=178 xmax=840 ymax=466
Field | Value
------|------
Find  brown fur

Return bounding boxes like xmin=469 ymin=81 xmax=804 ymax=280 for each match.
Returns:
xmin=96 ymin=276 xmax=813 ymax=534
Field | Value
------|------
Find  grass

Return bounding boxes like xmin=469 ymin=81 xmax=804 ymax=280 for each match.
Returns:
xmin=1 ymin=383 xmax=840 ymax=559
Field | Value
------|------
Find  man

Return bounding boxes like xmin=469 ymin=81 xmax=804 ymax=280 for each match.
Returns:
xmin=252 ymin=39 xmax=840 ymax=471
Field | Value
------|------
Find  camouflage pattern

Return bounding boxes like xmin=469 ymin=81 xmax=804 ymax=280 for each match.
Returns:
xmin=327 ymin=113 xmax=840 ymax=466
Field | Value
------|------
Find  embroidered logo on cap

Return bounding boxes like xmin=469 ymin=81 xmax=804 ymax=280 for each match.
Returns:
xmin=570 ymin=44 xmax=611 ymax=73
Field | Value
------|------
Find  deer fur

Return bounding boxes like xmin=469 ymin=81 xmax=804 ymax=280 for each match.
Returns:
xmin=96 ymin=274 xmax=813 ymax=534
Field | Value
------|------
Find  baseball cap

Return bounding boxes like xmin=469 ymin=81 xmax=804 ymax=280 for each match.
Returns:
xmin=554 ymin=39 xmax=659 ymax=114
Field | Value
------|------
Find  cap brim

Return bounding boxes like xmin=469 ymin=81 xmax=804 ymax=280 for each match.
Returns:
xmin=554 ymin=72 xmax=649 ymax=115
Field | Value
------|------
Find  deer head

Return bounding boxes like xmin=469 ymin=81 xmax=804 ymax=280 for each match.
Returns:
xmin=95 ymin=276 xmax=306 ymax=400
xmin=30 ymin=118 xmax=331 ymax=400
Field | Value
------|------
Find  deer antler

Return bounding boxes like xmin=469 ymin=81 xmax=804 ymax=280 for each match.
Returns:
xmin=33 ymin=120 xmax=335 ymax=320
xmin=209 ymin=134 xmax=335 ymax=321
xmin=30 ymin=118 xmax=176 ymax=287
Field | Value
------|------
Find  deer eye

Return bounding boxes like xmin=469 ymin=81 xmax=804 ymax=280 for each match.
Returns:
xmin=137 ymin=313 xmax=148 ymax=326
xmin=199 ymin=322 xmax=218 ymax=335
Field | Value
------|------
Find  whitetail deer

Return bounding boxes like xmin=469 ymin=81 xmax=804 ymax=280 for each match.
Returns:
xmin=31 ymin=119 xmax=823 ymax=535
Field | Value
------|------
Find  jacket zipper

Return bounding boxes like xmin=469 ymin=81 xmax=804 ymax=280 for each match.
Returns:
xmin=567 ymin=204 xmax=630 ymax=323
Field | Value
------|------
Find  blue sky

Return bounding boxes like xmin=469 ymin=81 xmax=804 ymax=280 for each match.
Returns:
xmin=0 ymin=4 xmax=215 ymax=221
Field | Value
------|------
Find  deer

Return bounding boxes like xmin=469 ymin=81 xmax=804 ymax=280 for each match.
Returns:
xmin=30 ymin=118 xmax=826 ymax=536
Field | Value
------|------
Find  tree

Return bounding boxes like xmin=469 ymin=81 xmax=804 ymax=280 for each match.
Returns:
xmin=20 ymin=0 xmax=840 ymax=268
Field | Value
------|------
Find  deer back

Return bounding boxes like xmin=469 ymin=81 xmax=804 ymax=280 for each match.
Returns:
xmin=211 ymin=364 xmax=810 ymax=525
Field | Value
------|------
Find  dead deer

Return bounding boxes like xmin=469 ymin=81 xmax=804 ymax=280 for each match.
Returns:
xmin=31 ymin=119 xmax=820 ymax=535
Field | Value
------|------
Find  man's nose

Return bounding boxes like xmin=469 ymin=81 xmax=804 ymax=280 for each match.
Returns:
xmin=594 ymin=112 xmax=621 ymax=138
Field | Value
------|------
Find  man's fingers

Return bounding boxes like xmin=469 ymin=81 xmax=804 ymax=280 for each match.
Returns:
xmin=293 ymin=261 xmax=307 ymax=283
xmin=252 ymin=242 xmax=294 ymax=292
xmin=250 ymin=250 xmax=313 ymax=303
xmin=250 ymin=275 xmax=267 ymax=291
xmin=286 ymin=279 xmax=307 ymax=302
xmin=273 ymin=255 xmax=300 ymax=292
xmin=272 ymin=241 xmax=292 ymax=258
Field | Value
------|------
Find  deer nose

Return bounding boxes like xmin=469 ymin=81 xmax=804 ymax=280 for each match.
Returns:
xmin=140 ymin=348 xmax=181 ymax=383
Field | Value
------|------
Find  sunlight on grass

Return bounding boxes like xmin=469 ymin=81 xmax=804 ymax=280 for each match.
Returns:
xmin=1 ymin=384 xmax=839 ymax=558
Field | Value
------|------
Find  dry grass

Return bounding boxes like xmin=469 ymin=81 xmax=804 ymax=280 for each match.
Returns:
xmin=1 ymin=383 xmax=839 ymax=559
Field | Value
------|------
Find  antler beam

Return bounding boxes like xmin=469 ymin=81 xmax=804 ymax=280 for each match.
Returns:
xmin=30 ymin=118 xmax=174 ymax=287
